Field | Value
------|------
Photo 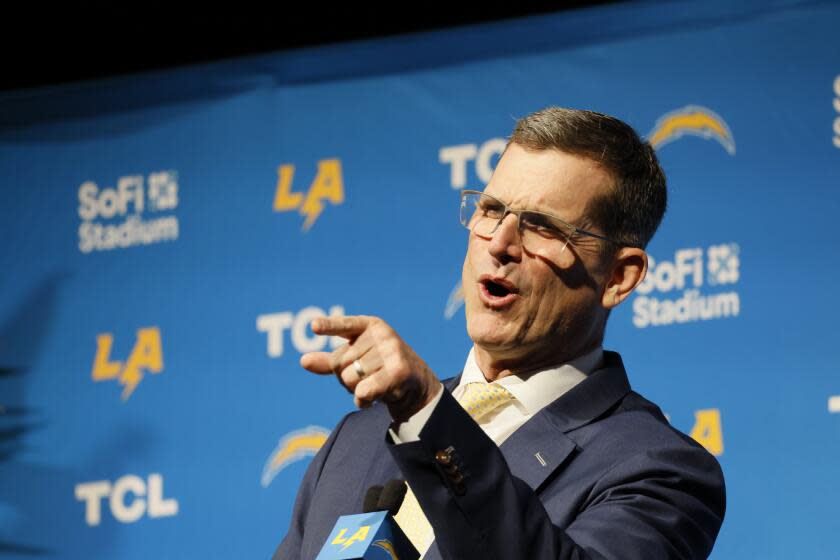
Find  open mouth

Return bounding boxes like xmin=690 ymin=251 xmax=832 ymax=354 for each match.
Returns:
xmin=478 ymin=276 xmax=518 ymax=308
xmin=483 ymin=279 xmax=512 ymax=298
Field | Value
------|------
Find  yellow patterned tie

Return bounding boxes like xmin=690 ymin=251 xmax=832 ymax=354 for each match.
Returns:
xmin=395 ymin=382 xmax=515 ymax=554
xmin=457 ymin=382 xmax=516 ymax=421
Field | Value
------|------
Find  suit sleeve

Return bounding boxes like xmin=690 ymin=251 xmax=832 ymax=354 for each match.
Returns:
xmin=387 ymin=389 xmax=725 ymax=560
xmin=272 ymin=415 xmax=349 ymax=560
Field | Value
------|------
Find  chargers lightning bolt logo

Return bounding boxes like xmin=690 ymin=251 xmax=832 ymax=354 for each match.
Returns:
xmin=372 ymin=539 xmax=399 ymax=559
xmin=648 ymin=105 xmax=735 ymax=155
xmin=261 ymin=426 xmax=330 ymax=487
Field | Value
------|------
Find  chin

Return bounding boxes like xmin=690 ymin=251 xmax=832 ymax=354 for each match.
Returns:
xmin=466 ymin=314 xmax=517 ymax=348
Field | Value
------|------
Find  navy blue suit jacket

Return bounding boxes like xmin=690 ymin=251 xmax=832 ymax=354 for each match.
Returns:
xmin=273 ymin=352 xmax=725 ymax=559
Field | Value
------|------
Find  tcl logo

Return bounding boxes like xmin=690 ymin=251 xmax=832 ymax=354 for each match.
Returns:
xmin=74 ymin=473 xmax=178 ymax=526
xmin=439 ymin=138 xmax=507 ymax=189
xmin=257 ymin=305 xmax=345 ymax=357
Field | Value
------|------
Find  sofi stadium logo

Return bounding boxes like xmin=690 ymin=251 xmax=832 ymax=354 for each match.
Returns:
xmin=92 ymin=327 xmax=164 ymax=400
xmin=833 ymin=75 xmax=840 ymax=149
xmin=77 ymin=170 xmax=179 ymax=253
xmin=273 ymin=159 xmax=344 ymax=230
xmin=261 ymin=426 xmax=330 ymax=487
xmin=632 ymin=244 xmax=740 ymax=328
xmin=75 ymin=473 xmax=178 ymax=526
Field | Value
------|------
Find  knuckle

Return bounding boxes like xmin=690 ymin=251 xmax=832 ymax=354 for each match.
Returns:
xmin=353 ymin=383 xmax=366 ymax=400
xmin=370 ymin=317 xmax=391 ymax=334
xmin=329 ymin=353 xmax=343 ymax=373
xmin=381 ymin=338 xmax=401 ymax=356
xmin=369 ymin=321 xmax=385 ymax=337
xmin=340 ymin=371 xmax=357 ymax=390
xmin=355 ymin=378 xmax=377 ymax=400
xmin=390 ymin=360 xmax=410 ymax=380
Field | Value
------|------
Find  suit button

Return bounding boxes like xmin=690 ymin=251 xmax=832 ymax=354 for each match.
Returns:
xmin=435 ymin=450 xmax=453 ymax=466
xmin=450 ymin=471 xmax=464 ymax=485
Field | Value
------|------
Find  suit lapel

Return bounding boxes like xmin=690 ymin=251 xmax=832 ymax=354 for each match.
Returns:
xmin=440 ymin=355 xmax=631 ymax=493
xmin=498 ymin=413 xmax=578 ymax=492
xmin=499 ymin=351 xmax=631 ymax=492
xmin=423 ymin=359 xmax=630 ymax=559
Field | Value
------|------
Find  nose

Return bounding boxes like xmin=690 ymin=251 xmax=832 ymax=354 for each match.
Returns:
xmin=487 ymin=213 xmax=523 ymax=262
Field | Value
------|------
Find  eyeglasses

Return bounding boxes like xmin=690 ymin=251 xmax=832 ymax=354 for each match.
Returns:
xmin=459 ymin=190 xmax=616 ymax=263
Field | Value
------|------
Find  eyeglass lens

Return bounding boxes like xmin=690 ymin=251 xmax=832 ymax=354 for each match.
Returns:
xmin=460 ymin=192 xmax=572 ymax=263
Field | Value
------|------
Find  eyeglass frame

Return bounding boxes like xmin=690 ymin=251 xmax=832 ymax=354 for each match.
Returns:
xmin=459 ymin=189 xmax=622 ymax=249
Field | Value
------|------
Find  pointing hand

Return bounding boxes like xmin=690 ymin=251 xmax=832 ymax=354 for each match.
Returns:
xmin=300 ymin=315 xmax=442 ymax=422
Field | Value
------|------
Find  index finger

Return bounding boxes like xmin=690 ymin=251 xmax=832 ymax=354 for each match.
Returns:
xmin=311 ymin=315 xmax=373 ymax=339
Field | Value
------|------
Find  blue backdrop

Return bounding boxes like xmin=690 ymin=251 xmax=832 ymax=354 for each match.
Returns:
xmin=2 ymin=1 xmax=839 ymax=557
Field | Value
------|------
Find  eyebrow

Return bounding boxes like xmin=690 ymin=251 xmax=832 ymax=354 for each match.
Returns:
xmin=574 ymin=214 xmax=598 ymax=231
xmin=488 ymin=193 xmax=577 ymax=224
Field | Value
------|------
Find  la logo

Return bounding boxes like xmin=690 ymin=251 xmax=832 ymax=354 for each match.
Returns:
xmin=92 ymin=327 xmax=163 ymax=400
xmin=690 ymin=409 xmax=724 ymax=456
xmin=273 ymin=159 xmax=344 ymax=231
xmin=332 ymin=525 xmax=371 ymax=550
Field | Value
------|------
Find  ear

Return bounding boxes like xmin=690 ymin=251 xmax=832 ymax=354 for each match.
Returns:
xmin=601 ymin=247 xmax=648 ymax=310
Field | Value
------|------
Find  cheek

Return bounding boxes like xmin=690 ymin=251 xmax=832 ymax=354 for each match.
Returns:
xmin=461 ymin=251 xmax=479 ymax=310
xmin=524 ymin=272 xmax=576 ymax=329
xmin=462 ymin=238 xmax=484 ymax=286
xmin=461 ymin=261 xmax=473 ymax=303
xmin=462 ymin=251 xmax=473 ymax=282
xmin=528 ymin=283 xmax=560 ymax=323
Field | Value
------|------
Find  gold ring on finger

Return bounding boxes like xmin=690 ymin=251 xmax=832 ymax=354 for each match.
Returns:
xmin=353 ymin=359 xmax=367 ymax=380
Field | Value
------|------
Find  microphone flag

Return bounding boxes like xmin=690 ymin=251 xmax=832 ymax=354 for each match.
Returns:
xmin=315 ymin=510 xmax=418 ymax=560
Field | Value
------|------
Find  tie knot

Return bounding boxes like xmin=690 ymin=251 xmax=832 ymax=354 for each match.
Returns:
xmin=458 ymin=382 xmax=515 ymax=420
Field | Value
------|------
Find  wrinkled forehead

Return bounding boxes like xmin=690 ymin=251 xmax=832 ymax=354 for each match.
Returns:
xmin=483 ymin=144 xmax=612 ymax=221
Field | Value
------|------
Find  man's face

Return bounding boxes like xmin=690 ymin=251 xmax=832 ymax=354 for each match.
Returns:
xmin=462 ymin=143 xmax=614 ymax=369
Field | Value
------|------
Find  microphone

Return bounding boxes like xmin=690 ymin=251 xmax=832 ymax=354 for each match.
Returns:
xmin=316 ymin=479 xmax=419 ymax=560
xmin=363 ymin=485 xmax=384 ymax=513
xmin=377 ymin=479 xmax=408 ymax=515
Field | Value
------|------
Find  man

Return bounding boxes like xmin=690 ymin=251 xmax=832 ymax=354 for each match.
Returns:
xmin=274 ymin=107 xmax=725 ymax=559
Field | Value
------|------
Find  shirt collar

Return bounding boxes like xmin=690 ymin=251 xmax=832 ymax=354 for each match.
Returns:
xmin=458 ymin=346 xmax=604 ymax=415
